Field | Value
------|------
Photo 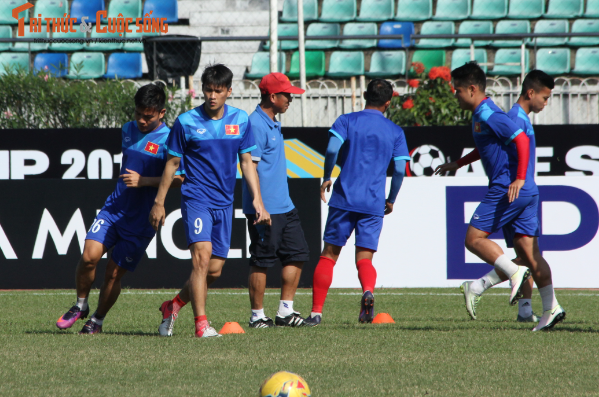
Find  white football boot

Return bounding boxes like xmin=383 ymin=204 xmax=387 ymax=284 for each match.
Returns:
xmin=460 ymin=281 xmax=482 ymax=320
xmin=508 ymin=267 xmax=531 ymax=306
xmin=532 ymin=305 xmax=566 ymax=332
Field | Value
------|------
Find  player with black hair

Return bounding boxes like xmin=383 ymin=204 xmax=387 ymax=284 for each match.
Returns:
xmin=304 ymin=79 xmax=410 ymax=326
xmin=56 ymin=83 xmax=184 ymax=334
xmin=435 ymin=63 xmax=565 ymax=331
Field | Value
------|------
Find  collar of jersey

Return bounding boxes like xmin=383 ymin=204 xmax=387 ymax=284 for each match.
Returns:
xmin=255 ymin=104 xmax=279 ymax=129
xmin=361 ymin=109 xmax=384 ymax=115
xmin=197 ymin=103 xmax=228 ymax=121
xmin=133 ymin=121 xmax=167 ymax=135
xmin=474 ymin=97 xmax=491 ymax=114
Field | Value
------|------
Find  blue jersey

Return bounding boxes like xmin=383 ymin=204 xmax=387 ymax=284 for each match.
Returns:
xmin=166 ymin=104 xmax=257 ymax=208
xmin=328 ymin=109 xmax=410 ymax=216
xmin=472 ymin=98 xmax=536 ymax=195
xmin=242 ymin=105 xmax=294 ymax=215
xmin=507 ymin=103 xmax=539 ymax=196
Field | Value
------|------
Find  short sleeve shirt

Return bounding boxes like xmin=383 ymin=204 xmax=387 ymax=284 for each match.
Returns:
xmin=507 ymin=103 xmax=538 ymax=196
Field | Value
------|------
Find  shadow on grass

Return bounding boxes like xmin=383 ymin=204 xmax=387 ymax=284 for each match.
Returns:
xmin=25 ymin=330 xmax=159 ymax=336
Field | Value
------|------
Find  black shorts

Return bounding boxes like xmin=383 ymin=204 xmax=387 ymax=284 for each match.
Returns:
xmin=246 ymin=208 xmax=310 ymax=268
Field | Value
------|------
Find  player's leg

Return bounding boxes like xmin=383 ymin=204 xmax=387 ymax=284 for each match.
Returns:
xmin=354 ymin=213 xmax=383 ymax=323
xmin=514 ymin=257 xmax=537 ymax=322
xmin=188 ymin=240 xmax=219 ymax=337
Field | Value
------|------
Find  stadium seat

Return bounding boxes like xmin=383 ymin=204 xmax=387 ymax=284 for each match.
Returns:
xmin=545 ymin=0 xmax=583 ymax=19
xmin=455 ymin=21 xmax=492 ymax=47
xmin=534 ymin=20 xmax=569 ymax=47
xmin=264 ymin=24 xmax=299 ymax=51
xmin=280 ymin=0 xmax=319 ymax=22
xmin=326 ymin=51 xmax=364 ymax=78
xmin=143 ymin=0 xmax=178 ymax=23
xmin=568 ymin=19 xmax=599 ymax=46
xmin=535 ymin=48 xmax=571 ymax=75
xmin=0 ymin=53 xmax=29 ymax=75
xmin=410 ymin=50 xmax=446 ymax=75
xmin=471 ymin=0 xmax=507 ymax=19
xmin=433 ymin=0 xmax=470 ymax=20
xmin=378 ymin=21 xmax=414 ymax=48
xmin=34 ymin=53 xmax=68 ymax=77
xmin=305 ymin=23 xmax=340 ymax=50
xmin=451 ymin=49 xmax=487 ymax=73
xmin=366 ymin=51 xmax=406 ymax=77
xmin=108 ymin=0 xmax=142 ymax=19
xmin=245 ymin=52 xmax=286 ymax=79
xmin=288 ymin=51 xmax=325 ymax=79
xmin=50 ymin=30 xmax=86 ymax=52
xmin=416 ymin=22 xmax=454 ymax=48
xmin=320 ymin=0 xmax=357 ymax=22
xmin=34 ymin=0 xmax=68 ymax=21
xmin=395 ymin=0 xmax=432 ymax=21
xmin=357 ymin=0 xmax=394 ymax=21
xmin=572 ymin=48 xmax=599 ymax=75
xmin=0 ymin=26 xmax=12 ymax=51
xmin=67 ymin=52 xmax=105 ymax=79
xmin=11 ymin=26 xmax=48 ymax=52
xmin=491 ymin=20 xmax=530 ymax=47
xmin=488 ymin=48 xmax=529 ymax=76
xmin=585 ymin=0 xmax=599 ymax=17
xmin=104 ymin=52 xmax=142 ymax=79
xmin=123 ymin=30 xmax=159 ymax=51
xmin=507 ymin=0 xmax=544 ymax=19
xmin=340 ymin=23 xmax=377 ymax=49
xmin=71 ymin=0 xmax=106 ymax=24
xmin=0 ymin=1 xmax=29 ymax=24
xmin=88 ymin=25 xmax=124 ymax=51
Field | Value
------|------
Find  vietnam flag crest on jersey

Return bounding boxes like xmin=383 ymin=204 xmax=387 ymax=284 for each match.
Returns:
xmin=225 ymin=124 xmax=239 ymax=135
xmin=145 ymin=141 xmax=159 ymax=154
xmin=474 ymin=122 xmax=481 ymax=133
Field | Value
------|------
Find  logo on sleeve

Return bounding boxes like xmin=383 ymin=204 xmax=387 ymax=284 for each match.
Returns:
xmin=225 ymin=125 xmax=239 ymax=135
xmin=144 ymin=141 xmax=159 ymax=155
xmin=474 ymin=122 xmax=481 ymax=133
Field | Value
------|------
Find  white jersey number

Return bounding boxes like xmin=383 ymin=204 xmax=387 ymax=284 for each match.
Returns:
xmin=194 ymin=218 xmax=203 ymax=235
xmin=89 ymin=219 xmax=105 ymax=233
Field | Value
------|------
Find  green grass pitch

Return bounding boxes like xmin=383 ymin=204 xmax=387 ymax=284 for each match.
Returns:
xmin=1 ymin=288 xmax=598 ymax=396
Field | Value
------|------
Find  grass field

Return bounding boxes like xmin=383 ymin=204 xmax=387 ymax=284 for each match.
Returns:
xmin=1 ymin=288 xmax=598 ymax=396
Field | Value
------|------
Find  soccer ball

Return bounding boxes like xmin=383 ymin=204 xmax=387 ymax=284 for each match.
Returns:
xmin=410 ymin=144 xmax=446 ymax=177
xmin=259 ymin=371 xmax=311 ymax=397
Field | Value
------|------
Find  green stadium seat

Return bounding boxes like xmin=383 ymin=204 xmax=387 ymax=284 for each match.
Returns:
xmin=395 ymin=0 xmax=432 ymax=21
xmin=507 ymin=0 xmax=544 ymax=19
xmin=585 ymin=0 xmax=599 ymax=18
xmin=491 ymin=20 xmax=530 ymax=47
xmin=326 ymin=51 xmax=364 ymax=78
xmin=264 ymin=24 xmax=299 ymax=51
xmin=34 ymin=0 xmax=67 ymax=20
xmin=306 ymin=23 xmax=340 ymax=50
xmin=455 ymin=21 xmax=492 ymax=47
xmin=280 ymin=0 xmax=319 ymax=22
xmin=572 ymin=48 xmax=599 ymax=75
xmin=366 ymin=51 xmax=406 ymax=77
xmin=340 ymin=22 xmax=377 ymax=49
xmin=108 ymin=0 xmax=142 ymax=19
xmin=545 ymin=0 xmax=583 ymax=19
xmin=11 ymin=26 xmax=48 ymax=52
xmin=534 ymin=20 xmax=568 ymax=47
xmin=50 ymin=30 xmax=86 ymax=52
xmin=288 ymin=51 xmax=325 ymax=79
xmin=568 ymin=19 xmax=599 ymax=46
xmin=67 ymin=52 xmax=105 ymax=79
xmin=245 ymin=52 xmax=286 ymax=79
xmin=0 ymin=26 xmax=12 ymax=51
xmin=451 ymin=49 xmax=488 ymax=73
xmin=488 ymin=48 xmax=529 ymax=76
xmin=123 ymin=30 xmax=159 ymax=52
xmin=416 ymin=22 xmax=454 ymax=48
xmin=433 ymin=0 xmax=470 ymax=20
xmin=410 ymin=49 xmax=446 ymax=76
xmin=88 ymin=25 xmax=124 ymax=51
xmin=320 ymin=0 xmax=357 ymax=23
xmin=535 ymin=48 xmax=571 ymax=75
xmin=357 ymin=0 xmax=394 ymax=22
xmin=471 ymin=0 xmax=507 ymax=19
xmin=0 ymin=1 xmax=29 ymax=24
xmin=0 ymin=53 xmax=29 ymax=75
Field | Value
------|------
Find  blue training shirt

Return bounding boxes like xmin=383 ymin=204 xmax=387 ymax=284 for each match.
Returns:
xmin=507 ymin=103 xmax=539 ymax=196
xmin=328 ymin=109 xmax=411 ymax=217
xmin=242 ymin=105 xmax=294 ymax=215
xmin=166 ymin=104 xmax=257 ymax=208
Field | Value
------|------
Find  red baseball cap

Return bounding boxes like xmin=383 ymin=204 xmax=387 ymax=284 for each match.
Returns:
xmin=259 ymin=73 xmax=305 ymax=95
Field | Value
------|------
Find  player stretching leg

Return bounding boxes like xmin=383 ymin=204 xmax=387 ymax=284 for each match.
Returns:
xmin=56 ymin=84 xmax=183 ymax=334
xmin=150 ymin=64 xmax=270 ymax=338
xmin=304 ymin=79 xmax=410 ymax=326
xmin=435 ymin=63 xmax=565 ymax=331
xmin=243 ymin=73 xmax=310 ymax=328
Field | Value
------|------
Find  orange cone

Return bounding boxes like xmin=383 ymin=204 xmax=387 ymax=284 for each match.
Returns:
xmin=219 ymin=322 xmax=245 ymax=334
xmin=372 ymin=313 xmax=395 ymax=324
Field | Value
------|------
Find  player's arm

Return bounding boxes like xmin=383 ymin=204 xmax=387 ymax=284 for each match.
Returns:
xmin=240 ymin=152 xmax=271 ymax=225
xmin=120 ymin=170 xmax=184 ymax=188
xmin=321 ymin=134 xmax=343 ymax=203
xmin=434 ymin=149 xmax=480 ymax=175
xmin=149 ymin=154 xmax=180 ymax=230
xmin=385 ymin=159 xmax=406 ymax=215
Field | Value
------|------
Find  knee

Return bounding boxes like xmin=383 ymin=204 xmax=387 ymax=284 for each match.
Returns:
xmin=79 ymin=253 xmax=99 ymax=269
xmin=464 ymin=236 xmax=477 ymax=253
xmin=208 ymin=269 xmax=222 ymax=279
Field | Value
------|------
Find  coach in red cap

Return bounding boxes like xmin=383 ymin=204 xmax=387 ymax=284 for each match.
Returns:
xmin=242 ymin=73 xmax=310 ymax=329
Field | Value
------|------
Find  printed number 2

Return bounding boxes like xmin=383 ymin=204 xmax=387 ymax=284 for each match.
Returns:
xmin=90 ymin=219 xmax=104 ymax=233
xmin=194 ymin=218 xmax=203 ymax=234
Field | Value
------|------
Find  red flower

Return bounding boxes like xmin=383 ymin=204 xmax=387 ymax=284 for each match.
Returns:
xmin=449 ymin=82 xmax=456 ymax=93
xmin=429 ymin=66 xmax=452 ymax=82
xmin=425 ymin=111 xmax=431 ymax=116
xmin=392 ymin=91 xmax=399 ymax=97
xmin=402 ymin=98 xmax=414 ymax=109
xmin=411 ymin=62 xmax=425 ymax=75
xmin=429 ymin=97 xmax=435 ymax=103
xmin=407 ymin=79 xmax=419 ymax=88
xmin=414 ymin=122 xmax=421 ymax=126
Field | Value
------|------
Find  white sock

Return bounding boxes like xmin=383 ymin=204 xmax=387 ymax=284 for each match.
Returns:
xmin=310 ymin=312 xmax=322 ymax=318
xmin=493 ymin=254 xmax=519 ymax=279
xmin=518 ymin=299 xmax=533 ymax=317
xmin=538 ymin=284 xmax=559 ymax=312
xmin=469 ymin=269 xmax=503 ymax=296
xmin=91 ymin=313 xmax=104 ymax=326
xmin=76 ymin=297 xmax=88 ymax=311
xmin=278 ymin=300 xmax=294 ymax=317
xmin=251 ymin=308 xmax=265 ymax=321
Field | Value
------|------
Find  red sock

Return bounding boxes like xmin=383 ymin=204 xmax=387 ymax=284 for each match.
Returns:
xmin=312 ymin=256 xmax=336 ymax=313
xmin=172 ymin=294 xmax=186 ymax=314
xmin=356 ymin=258 xmax=377 ymax=293
xmin=194 ymin=315 xmax=209 ymax=335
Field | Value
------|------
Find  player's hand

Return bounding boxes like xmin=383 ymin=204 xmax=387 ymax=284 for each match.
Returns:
xmin=253 ymin=200 xmax=271 ymax=226
xmin=149 ymin=203 xmax=165 ymax=231
xmin=320 ymin=180 xmax=333 ymax=203
xmin=434 ymin=161 xmax=459 ymax=175
xmin=120 ymin=168 xmax=142 ymax=188
xmin=508 ymin=179 xmax=525 ymax=203
xmin=384 ymin=201 xmax=394 ymax=215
